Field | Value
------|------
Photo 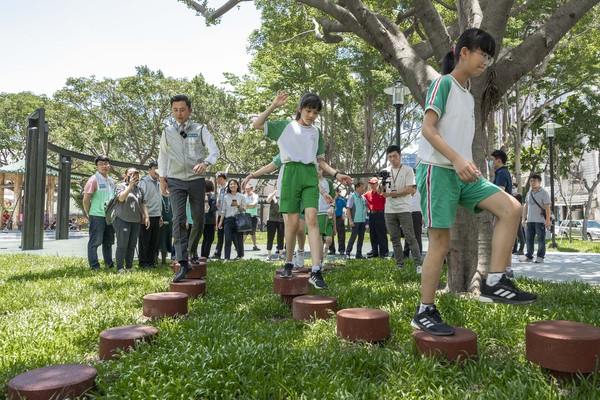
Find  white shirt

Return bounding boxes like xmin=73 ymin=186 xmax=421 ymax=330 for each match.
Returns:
xmin=384 ymin=165 xmax=415 ymax=214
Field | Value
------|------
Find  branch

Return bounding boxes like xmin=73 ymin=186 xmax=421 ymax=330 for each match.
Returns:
xmin=433 ymin=0 xmax=457 ymax=10
xmin=481 ymin=0 xmax=514 ymax=50
xmin=395 ymin=8 xmax=417 ymax=24
xmin=510 ymin=0 xmax=542 ymax=16
xmin=182 ymin=0 xmax=251 ymax=21
xmin=414 ymin=0 xmax=452 ymax=63
xmin=494 ymin=0 xmax=600 ymax=98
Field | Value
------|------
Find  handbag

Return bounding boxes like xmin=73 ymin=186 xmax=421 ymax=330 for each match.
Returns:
xmin=104 ymin=195 xmax=118 ymax=225
xmin=235 ymin=212 xmax=252 ymax=232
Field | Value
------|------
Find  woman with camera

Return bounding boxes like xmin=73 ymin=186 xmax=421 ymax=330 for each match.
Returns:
xmin=114 ymin=168 xmax=150 ymax=272
xmin=217 ymin=179 xmax=246 ymax=261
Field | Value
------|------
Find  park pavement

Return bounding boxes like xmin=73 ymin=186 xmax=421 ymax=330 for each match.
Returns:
xmin=1 ymin=229 xmax=599 ymax=284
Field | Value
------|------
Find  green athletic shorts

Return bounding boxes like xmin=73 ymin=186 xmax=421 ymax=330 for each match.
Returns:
xmin=417 ymin=163 xmax=500 ymax=229
xmin=305 ymin=214 xmax=333 ymax=237
xmin=280 ymin=162 xmax=319 ymax=213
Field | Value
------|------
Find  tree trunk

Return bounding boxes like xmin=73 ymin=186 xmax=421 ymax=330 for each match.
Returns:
xmin=363 ymin=93 xmax=375 ymax=171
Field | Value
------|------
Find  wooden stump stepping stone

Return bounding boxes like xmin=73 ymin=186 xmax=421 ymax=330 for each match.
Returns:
xmin=142 ymin=292 xmax=188 ymax=319
xmin=169 ymin=279 xmax=206 ymax=299
xmin=336 ymin=308 xmax=390 ymax=342
xmin=171 ymin=262 xmax=206 ymax=279
xmin=99 ymin=325 xmax=159 ymax=361
xmin=412 ymin=327 xmax=478 ymax=362
xmin=8 ymin=364 xmax=97 ymax=400
xmin=292 ymin=295 xmax=338 ymax=321
xmin=274 ymin=274 xmax=311 ymax=305
xmin=526 ymin=320 xmax=600 ymax=378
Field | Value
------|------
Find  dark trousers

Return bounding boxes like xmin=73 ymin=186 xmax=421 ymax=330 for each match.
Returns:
xmin=224 ymin=217 xmax=244 ymax=259
xmin=368 ymin=212 xmax=388 ymax=256
xmin=513 ymin=217 xmax=525 ymax=252
xmin=114 ymin=217 xmax=141 ymax=269
xmin=525 ymin=222 xmax=546 ymax=258
xmin=329 ymin=217 xmax=346 ymax=253
xmin=403 ymin=211 xmax=423 ymax=256
xmin=87 ymin=215 xmax=115 ymax=269
xmin=214 ymin=225 xmax=224 ymax=257
xmin=201 ymin=224 xmax=216 ymax=258
xmin=138 ymin=216 xmax=160 ymax=265
xmin=266 ymin=220 xmax=285 ymax=251
xmin=346 ymin=222 xmax=366 ymax=256
xmin=167 ymin=178 xmax=206 ymax=263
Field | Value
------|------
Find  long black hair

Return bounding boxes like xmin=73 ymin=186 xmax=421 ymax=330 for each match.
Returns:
xmin=295 ymin=93 xmax=323 ymax=120
xmin=442 ymin=28 xmax=496 ymax=75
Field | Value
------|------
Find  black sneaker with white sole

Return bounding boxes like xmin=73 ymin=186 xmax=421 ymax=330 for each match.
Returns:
xmin=308 ymin=270 xmax=328 ymax=289
xmin=411 ymin=304 xmax=455 ymax=336
xmin=280 ymin=263 xmax=294 ymax=278
xmin=479 ymin=275 xmax=538 ymax=304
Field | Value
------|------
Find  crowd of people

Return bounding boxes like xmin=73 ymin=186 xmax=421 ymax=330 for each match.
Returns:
xmin=81 ymin=27 xmax=541 ymax=336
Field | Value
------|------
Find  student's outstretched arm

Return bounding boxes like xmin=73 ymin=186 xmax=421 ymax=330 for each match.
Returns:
xmin=252 ymin=90 xmax=289 ymax=131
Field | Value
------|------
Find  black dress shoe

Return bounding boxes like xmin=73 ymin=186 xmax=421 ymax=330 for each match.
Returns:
xmin=173 ymin=262 xmax=191 ymax=282
xmin=366 ymin=253 xmax=379 ymax=258
xmin=355 ymin=255 xmax=366 ymax=259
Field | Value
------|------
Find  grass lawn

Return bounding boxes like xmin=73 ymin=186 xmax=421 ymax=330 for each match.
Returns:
xmin=1 ymin=254 xmax=599 ymax=399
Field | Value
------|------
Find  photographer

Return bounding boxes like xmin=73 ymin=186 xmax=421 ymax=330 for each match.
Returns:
xmin=114 ymin=168 xmax=150 ymax=273
xmin=364 ymin=177 xmax=388 ymax=258
xmin=378 ymin=145 xmax=422 ymax=271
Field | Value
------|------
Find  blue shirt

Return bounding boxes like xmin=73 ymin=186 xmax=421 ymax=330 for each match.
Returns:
xmin=335 ymin=197 xmax=347 ymax=217
xmin=493 ymin=166 xmax=512 ymax=193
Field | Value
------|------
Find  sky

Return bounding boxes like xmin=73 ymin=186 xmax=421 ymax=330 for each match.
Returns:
xmin=0 ymin=0 xmax=261 ymax=96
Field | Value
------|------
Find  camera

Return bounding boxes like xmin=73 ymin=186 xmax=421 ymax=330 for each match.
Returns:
xmin=375 ymin=170 xmax=391 ymax=188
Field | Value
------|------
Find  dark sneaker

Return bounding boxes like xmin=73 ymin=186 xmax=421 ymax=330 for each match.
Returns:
xmin=252 ymin=246 xmax=260 ymax=251
xmin=190 ymin=256 xmax=201 ymax=264
xmin=479 ymin=275 xmax=538 ymax=304
xmin=173 ymin=262 xmax=191 ymax=282
xmin=280 ymin=263 xmax=294 ymax=278
xmin=411 ymin=305 xmax=455 ymax=336
xmin=308 ymin=270 xmax=328 ymax=289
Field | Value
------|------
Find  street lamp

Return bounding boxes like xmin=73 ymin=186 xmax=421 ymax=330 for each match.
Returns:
xmin=384 ymin=81 xmax=407 ymax=146
xmin=541 ymin=121 xmax=562 ymax=248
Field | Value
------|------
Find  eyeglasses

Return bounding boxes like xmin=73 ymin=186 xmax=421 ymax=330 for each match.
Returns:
xmin=473 ymin=50 xmax=494 ymax=66
xmin=180 ymin=130 xmax=187 ymax=139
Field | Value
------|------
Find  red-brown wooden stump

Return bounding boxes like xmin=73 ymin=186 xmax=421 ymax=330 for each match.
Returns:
xmin=412 ymin=327 xmax=478 ymax=362
xmin=142 ymin=292 xmax=188 ymax=319
xmin=99 ymin=325 xmax=159 ymax=361
xmin=7 ymin=364 xmax=97 ymax=400
xmin=336 ymin=308 xmax=390 ymax=342
xmin=274 ymin=274 xmax=311 ymax=305
xmin=526 ymin=320 xmax=600 ymax=378
xmin=169 ymin=279 xmax=206 ymax=299
xmin=292 ymin=295 xmax=337 ymax=321
xmin=171 ymin=262 xmax=206 ymax=279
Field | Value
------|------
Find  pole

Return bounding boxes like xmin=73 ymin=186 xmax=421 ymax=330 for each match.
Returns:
xmin=395 ymin=103 xmax=401 ymax=147
xmin=549 ymin=136 xmax=557 ymax=248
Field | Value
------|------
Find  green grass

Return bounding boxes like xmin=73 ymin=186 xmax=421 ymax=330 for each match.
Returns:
xmin=1 ymin=255 xmax=599 ymax=399
xmin=548 ymin=238 xmax=600 ymax=253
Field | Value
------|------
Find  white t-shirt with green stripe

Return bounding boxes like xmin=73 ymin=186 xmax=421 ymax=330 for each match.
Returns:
xmin=418 ymin=74 xmax=475 ymax=168
xmin=264 ymin=120 xmax=324 ymax=166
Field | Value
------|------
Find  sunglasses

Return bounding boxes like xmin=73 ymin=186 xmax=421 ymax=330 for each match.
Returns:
xmin=180 ymin=130 xmax=187 ymax=139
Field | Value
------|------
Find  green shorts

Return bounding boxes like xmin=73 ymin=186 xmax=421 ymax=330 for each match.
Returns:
xmin=416 ymin=163 xmax=500 ymax=229
xmin=306 ymin=214 xmax=333 ymax=237
xmin=280 ymin=162 xmax=319 ymax=213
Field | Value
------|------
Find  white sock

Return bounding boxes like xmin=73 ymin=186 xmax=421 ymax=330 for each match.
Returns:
xmin=486 ymin=273 xmax=503 ymax=286
xmin=418 ymin=303 xmax=433 ymax=313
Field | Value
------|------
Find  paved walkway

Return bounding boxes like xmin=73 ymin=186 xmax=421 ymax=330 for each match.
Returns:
xmin=1 ymin=230 xmax=599 ymax=284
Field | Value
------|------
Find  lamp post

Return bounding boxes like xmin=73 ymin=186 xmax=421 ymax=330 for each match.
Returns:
xmin=384 ymin=81 xmax=407 ymax=146
xmin=541 ymin=121 xmax=562 ymax=249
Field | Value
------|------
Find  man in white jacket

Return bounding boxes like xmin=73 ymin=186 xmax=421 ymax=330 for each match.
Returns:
xmin=157 ymin=95 xmax=220 ymax=281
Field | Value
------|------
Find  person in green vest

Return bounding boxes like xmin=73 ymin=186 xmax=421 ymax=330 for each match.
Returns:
xmin=82 ymin=155 xmax=115 ymax=270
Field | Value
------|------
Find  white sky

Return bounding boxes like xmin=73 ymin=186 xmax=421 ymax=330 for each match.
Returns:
xmin=0 ymin=0 xmax=261 ymax=96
